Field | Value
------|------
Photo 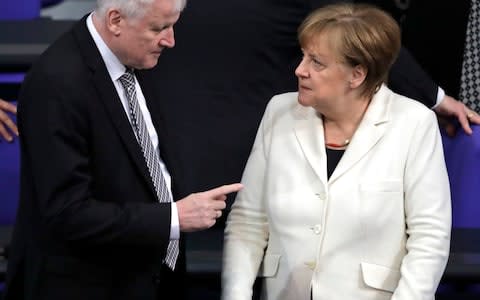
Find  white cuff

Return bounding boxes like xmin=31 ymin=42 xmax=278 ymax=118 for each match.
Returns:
xmin=170 ymin=202 xmax=180 ymax=240
xmin=432 ymin=87 xmax=446 ymax=109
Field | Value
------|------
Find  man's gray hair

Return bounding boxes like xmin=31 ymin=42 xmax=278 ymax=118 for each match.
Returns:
xmin=96 ymin=0 xmax=187 ymax=19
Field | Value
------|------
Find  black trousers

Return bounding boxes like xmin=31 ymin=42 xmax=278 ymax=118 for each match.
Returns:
xmin=155 ymin=263 xmax=187 ymax=300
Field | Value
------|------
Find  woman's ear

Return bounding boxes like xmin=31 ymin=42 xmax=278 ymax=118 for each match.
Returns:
xmin=349 ymin=65 xmax=367 ymax=88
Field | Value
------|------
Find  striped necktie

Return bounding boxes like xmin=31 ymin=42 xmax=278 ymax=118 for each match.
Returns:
xmin=119 ymin=68 xmax=179 ymax=270
xmin=460 ymin=0 xmax=480 ymax=113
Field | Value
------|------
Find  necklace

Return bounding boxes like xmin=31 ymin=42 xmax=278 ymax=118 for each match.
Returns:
xmin=325 ymin=139 xmax=350 ymax=149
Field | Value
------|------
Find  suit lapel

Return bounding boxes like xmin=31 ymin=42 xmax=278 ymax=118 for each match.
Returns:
xmin=136 ymin=70 xmax=167 ymax=151
xmin=328 ymin=86 xmax=391 ymax=184
xmin=293 ymin=105 xmax=329 ymax=186
xmin=72 ymin=16 xmax=158 ymax=199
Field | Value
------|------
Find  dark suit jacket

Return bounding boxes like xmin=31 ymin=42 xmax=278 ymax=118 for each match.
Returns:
xmin=4 ymin=15 xmax=186 ymax=300
xmin=401 ymin=0 xmax=470 ymax=98
xmin=152 ymin=0 xmax=440 ymax=224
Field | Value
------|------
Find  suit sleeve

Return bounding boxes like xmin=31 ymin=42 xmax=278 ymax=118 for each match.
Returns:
xmin=388 ymin=46 xmax=439 ymax=108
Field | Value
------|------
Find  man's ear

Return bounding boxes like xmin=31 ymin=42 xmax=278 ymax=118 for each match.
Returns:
xmin=349 ymin=65 xmax=367 ymax=89
xmin=106 ymin=8 xmax=123 ymax=36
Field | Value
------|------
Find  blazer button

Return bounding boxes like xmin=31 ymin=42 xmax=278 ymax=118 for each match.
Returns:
xmin=304 ymin=261 xmax=316 ymax=270
xmin=315 ymin=192 xmax=326 ymax=201
xmin=310 ymin=224 xmax=322 ymax=234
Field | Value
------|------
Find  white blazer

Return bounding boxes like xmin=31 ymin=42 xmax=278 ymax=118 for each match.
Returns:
xmin=222 ymin=85 xmax=451 ymax=300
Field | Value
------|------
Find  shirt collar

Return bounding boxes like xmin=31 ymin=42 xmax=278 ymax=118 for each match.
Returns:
xmin=86 ymin=13 xmax=126 ymax=81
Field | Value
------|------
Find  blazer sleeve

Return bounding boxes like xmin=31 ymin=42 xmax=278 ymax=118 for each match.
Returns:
xmin=222 ymin=99 xmax=274 ymax=300
xmin=392 ymin=109 xmax=451 ymax=299
xmin=388 ymin=46 xmax=439 ymax=108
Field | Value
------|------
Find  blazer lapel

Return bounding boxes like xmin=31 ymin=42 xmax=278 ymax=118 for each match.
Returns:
xmin=293 ymin=105 xmax=329 ymax=186
xmin=72 ymin=16 xmax=158 ymax=199
xmin=328 ymin=85 xmax=391 ymax=184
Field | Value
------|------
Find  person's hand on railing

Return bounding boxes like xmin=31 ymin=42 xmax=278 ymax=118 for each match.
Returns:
xmin=434 ymin=95 xmax=480 ymax=137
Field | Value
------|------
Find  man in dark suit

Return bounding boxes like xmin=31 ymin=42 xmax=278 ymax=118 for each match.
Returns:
xmin=401 ymin=0 xmax=470 ymax=100
xmin=3 ymin=0 xmax=242 ymax=299
xmin=401 ymin=0 xmax=480 ymax=118
xmin=372 ymin=0 xmax=480 ymax=134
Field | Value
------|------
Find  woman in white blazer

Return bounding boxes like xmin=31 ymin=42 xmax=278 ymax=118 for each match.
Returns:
xmin=222 ymin=3 xmax=451 ymax=300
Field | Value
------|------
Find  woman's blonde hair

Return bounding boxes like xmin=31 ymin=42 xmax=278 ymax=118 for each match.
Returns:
xmin=298 ymin=3 xmax=401 ymax=98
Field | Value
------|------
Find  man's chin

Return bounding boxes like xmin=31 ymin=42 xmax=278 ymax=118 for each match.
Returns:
xmin=138 ymin=60 xmax=160 ymax=70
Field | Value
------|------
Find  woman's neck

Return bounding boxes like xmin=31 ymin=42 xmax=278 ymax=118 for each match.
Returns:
xmin=322 ymin=96 xmax=371 ymax=149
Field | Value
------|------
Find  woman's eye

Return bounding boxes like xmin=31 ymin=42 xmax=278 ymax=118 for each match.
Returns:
xmin=311 ymin=58 xmax=324 ymax=69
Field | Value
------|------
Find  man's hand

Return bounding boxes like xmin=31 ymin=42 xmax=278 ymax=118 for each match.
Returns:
xmin=0 ymin=99 xmax=18 ymax=142
xmin=434 ymin=95 xmax=480 ymax=136
xmin=176 ymin=183 xmax=243 ymax=232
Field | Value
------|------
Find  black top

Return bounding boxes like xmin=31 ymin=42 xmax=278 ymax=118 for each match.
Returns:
xmin=326 ymin=147 xmax=345 ymax=179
